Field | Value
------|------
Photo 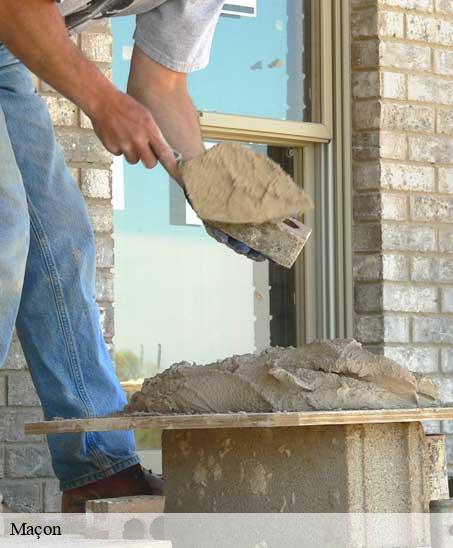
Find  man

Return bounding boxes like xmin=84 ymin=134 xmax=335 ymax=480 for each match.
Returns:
xmin=0 ymin=0 xmax=260 ymax=512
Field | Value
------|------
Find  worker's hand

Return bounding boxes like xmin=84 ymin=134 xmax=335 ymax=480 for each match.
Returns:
xmin=89 ymin=89 xmax=182 ymax=183
xmin=204 ymin=223 xmax=266 ymax=262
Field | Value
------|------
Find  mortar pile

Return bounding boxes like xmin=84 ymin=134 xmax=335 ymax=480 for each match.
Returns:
xmin=126 ymin=339 xmax=437 ymax=415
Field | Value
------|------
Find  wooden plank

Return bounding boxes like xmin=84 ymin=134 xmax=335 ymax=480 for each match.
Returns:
xmin=25 ymin=407 xmax=453 ymax=436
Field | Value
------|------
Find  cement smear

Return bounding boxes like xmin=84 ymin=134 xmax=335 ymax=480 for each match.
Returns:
xmin=126 ymin=339 xmax=437 ymax=414
xmin=181 ymin=143 xmax=314 ymax=224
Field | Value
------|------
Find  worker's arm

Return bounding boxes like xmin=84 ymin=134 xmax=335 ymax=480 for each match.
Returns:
xmin=127 ymin=46 xmax=205 ymax=161
xmin=0 ymin=0 xmax=178 ymax=179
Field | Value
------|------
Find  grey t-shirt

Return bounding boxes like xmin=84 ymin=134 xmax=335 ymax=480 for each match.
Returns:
xmin=58 ymin=0 xmax=223 ymax=72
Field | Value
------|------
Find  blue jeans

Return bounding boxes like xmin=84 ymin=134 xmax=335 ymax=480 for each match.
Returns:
xmin=0 ymin=46 xmax=139 ymax=490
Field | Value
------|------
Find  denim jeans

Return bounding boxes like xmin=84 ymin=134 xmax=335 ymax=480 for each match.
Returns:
xmin=0 ymin=45 xmax=139 ymax=490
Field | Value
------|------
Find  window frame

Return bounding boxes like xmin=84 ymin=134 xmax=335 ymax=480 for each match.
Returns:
xmin=199 ymin=0 xmax=333 ymax=147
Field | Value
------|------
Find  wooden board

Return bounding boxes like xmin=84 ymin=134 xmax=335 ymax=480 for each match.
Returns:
xmin=25 ymin=407 xmax=453 ymax=436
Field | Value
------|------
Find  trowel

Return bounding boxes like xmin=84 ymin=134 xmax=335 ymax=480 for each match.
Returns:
xmin=175 ymin=143 xmax=313 ymax=269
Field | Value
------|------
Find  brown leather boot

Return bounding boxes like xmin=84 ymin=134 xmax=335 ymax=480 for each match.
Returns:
xmin=61 ymin=464 xmax=164 ymax=513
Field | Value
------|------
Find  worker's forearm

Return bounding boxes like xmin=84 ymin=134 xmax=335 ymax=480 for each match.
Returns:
xmin=0 ymin=0 xmax=114 ymax=117
xmin=127 ymin=46 xmax=205 ymax=161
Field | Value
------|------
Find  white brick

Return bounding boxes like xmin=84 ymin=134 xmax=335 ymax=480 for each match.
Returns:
xmin=439 ymin=20 xmax=453 ymax=47
xmin=383 ymin=283 xmax=438 ymax=312
xmin=43 ymin=96 xmax=77 ymax=127
xmin=441 ymin=288 xmax=453 ymax=312
xmin=378 ymin=12 xmax=405 ymax=38
xmin=379 ymin=0 xmax=433 ymax=10
xmin=382 ymin=224 xmax=437 ymax=252
xmin=441 ymin=348 xmax=453 ymax=373
xmin=380 ymin=132 xmax=408 ymax=160
xmin=81 ymin=168 xmax=111 ymax=199
xmin=383 ymin=254 xmax=410 ymax=280
xmin=381 ymin=193 xmax=408 ymax=220
xmin=383 ymin=315 xmax=411 ymax=342
xmin=413 ymin=316 xmax=453 ymax=343
xmin=432 ymin=376 xmax=453 ymax=404
xmin=380 ymin=42 xmax=431 ymax=71
xmin=411 ymin=194 xmax=453 ymax=222
xmin=381 ymin=103 xmax=435 ymax=132
xmin=409 ymin=74 xmax=453 ymax=105
xmin=439 ymin=168 xmax=453 ymax=193
xmin=406 ymin=14 xmax=439 ymax=42
xmin=409 ymin=135 xmax=453 ymax=164
xmin=384 ymin=346 xmax=439 ymax=373
xmin=438 ymin=108 xmax=453 ymax=135
xmin=436 ymin=0 xmax=453 ymax=15
xmin=434 ymin=49 xmax=453 ymax=76
xmin=412 ymin=256 xmax=453 ymax=283
xmin=381 ymin=163 xmax=435 ymax=192
xmin=381 ymin=72 xmax=406 ymax=99
xmin=440 ymin=226 xmax=453 ymax=252
xmin=81 ymin=32 xmax=112 ymax=63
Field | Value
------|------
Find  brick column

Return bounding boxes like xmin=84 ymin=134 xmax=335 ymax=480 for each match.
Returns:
xmin=0 ymin=21 xmax=114 ymax=512
xmin=351 ymin=0 xmax=453 ymax=463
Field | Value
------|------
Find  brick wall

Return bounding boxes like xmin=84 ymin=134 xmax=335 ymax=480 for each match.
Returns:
xmin=0 ymin=22 xmax=114 ymax=512
xmin=351 ymin=0 xmax=453 ymax=464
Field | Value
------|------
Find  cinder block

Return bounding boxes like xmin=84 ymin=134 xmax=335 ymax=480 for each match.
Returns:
xmin=86 ymin=495 xmax=165 ymax=513
xmin=163 ymin=423 xmax=430 ymax=513
xmin=425 ymin=435 xmax=449 ymax=502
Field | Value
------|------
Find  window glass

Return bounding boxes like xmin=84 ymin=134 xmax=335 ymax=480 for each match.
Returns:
xmin=190 ymin=0 xmax=314 ymax=122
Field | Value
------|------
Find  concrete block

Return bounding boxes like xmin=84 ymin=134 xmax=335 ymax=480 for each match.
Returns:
xmin=0 ymin=409 xmax=43 ymax=442
xmin=86 ymin=495 xmax=165 ymax=513
xmin=0 ymin=480 xmax=42 ymax=512
xmin=7 ymin=372 xmax=40 ymax=406
xmin=3 ymin=334 xmax=27 ymax=370
xmin=162 ymin=423 xmax=430 ymax=513
xmin=5 ymin=444 xmax=53 ymax=478
xmin=425 ymin=435 xmax=449 ymax=502
xmin=44 ymin=479 xmax=61 ymax=512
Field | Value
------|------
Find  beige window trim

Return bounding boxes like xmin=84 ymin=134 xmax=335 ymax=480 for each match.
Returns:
xmin=199 ymin=0 xmax=333 ymax=148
